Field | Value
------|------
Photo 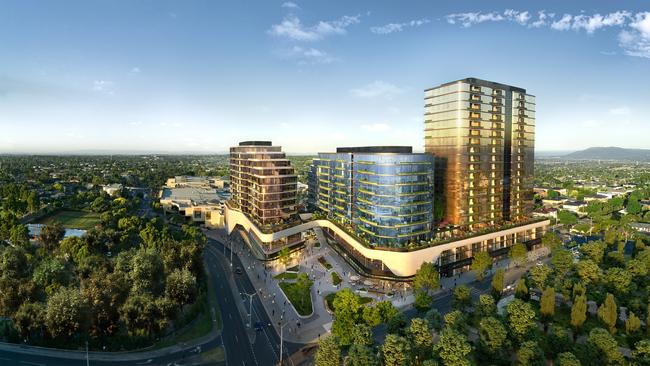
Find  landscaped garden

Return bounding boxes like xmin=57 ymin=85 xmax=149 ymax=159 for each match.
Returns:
xmin=331 ymin=271 xmax=342 ymax=286
xmin=278 ymin=272 xmax=314 ymax=316
xmin=318 ymin=256 xmax=332 ymax=270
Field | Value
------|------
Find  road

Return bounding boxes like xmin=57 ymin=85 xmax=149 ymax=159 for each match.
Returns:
xmin=205 ymin=237 xmax=304 ymax=366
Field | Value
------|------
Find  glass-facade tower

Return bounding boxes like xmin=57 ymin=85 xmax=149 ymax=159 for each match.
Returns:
xmin=424 ymin=78 xmax=535 ymax=230
xmin=309 ymin=146 xmax=435 ymax=248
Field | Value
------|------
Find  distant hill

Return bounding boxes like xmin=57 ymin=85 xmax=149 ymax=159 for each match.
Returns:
xmin=563 ymin=147 xmax=650 ymax=161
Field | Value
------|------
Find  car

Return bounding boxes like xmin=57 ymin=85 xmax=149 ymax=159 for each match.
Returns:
xmin=254 ymin=321 xmax=263 ymax=332
xmin=235 ymin=267 xmax=243 ymax=275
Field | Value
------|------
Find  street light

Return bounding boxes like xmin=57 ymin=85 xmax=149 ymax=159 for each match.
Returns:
xmin=85 ymin=341 xmax=89 ymax=366
xmin=278 ymin=321 xmax=290 ymax=365
xmin=241 ymin=291 xmax=256 ymax=328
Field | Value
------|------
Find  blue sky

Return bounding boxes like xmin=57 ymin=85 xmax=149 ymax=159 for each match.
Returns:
xmin=1 ymin=0 xmax=649 ymax=154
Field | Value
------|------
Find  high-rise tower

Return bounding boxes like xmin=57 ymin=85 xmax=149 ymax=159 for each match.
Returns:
xmin=424 ymin=78 xmax=535 ymax=230
xmin=229 ymin=141 xmax=298 ymax=227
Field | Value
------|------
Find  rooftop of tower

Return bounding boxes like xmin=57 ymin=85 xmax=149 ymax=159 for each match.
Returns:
xmin=238 ymin=141 xmax=272 ymax=146
xmin=335 ymin=146 xmax=413 ymax=154
xmin=424 ymin=77 xmax=527 ymax=94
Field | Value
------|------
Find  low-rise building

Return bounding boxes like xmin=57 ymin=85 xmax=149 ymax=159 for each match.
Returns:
xmin=165 ymin=176 xmax=227 ymax=190
xmin=102 ymin=183 xmax=123 ymax=196
xmin=160 ymin=186 xmax=226 ymax=228
xmin=562 ymin=200 xmax=587 ymax=215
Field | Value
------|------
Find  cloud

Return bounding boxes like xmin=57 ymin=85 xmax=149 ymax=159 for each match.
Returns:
xmin=92 ymin=80 xmax=115 ymax=94
xmin=129 ymin=67 xmax=141 ymax=75
xmin=445 ymin=9 xmax=650 ymax=59
xmin=445 ymin=12 xmax=504 ymax=28
xmin=619 ymin=12 xmax=650 ymax=58
xmin=350 ymin=81 xmax=404 ymax=99
xmin=361 ymin=123 xmax=391 ymax=132
xmin=370 ymin=18 xmax=430 ymax=34
xmin=285 ymin=46 xmax=337 ymax=64
xmin=609 ymin=106 xmax=631 ymax=115
xmin=530 ymin=11 xmax=552 ymax=28
xmin=281 ymin=2 xmax=298 ymax=9
xmin=268 ymin=14 xmax=360 ymax=41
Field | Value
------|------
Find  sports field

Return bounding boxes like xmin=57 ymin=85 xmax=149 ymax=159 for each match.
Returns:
xmin=37 ymin=210 xmax=101 ymax=230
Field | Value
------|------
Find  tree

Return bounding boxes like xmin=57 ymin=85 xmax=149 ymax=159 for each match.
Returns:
xmin=9 ymin=224 xmax=30 ymax=248
xmin=570 ymin=294 xmax=587 ymax=334
xmin=556 ymin=352 xmax=581 ymax=366
xmin=33 ymin=257 xmax=70 ymax=296
xmin=491 ymin=268 xmax=505 ymax=298
xmin=332 ymin=288 xmax=361 ymax=346
xmin=540 ymin=287 xmax=556 ymax=325
xmin=547 ymin=326 xmax=571 ymax=356
xmin=510 ymin=243 xmax=527 ymax=267
xmin=376 ymin=300 xmax=399 ymax=323
xmin=382 ymin=334 xmax=412 ymax=366
xmin=628 ymin=195 xmax=642 ymax=215
xmin=348 ymin=344 xmax=378 ymax=366
xmin=529 ymin=264 xmax=552 ymax=289
xmin=414 ymin=291 xmax=432 ymax=312
xmin=634 ymin=339 xmax=650 ymax=366
xmin=452 ymin=285 xmax=471 ymax=311
xmin=424 ymin=308 xmax=442 ymax=332
xmin=597 ymin=293 xmax=617 ymax=334
xmin=587 ymin=328 xmax=625 ymax=365
xmin=516 ymin=340 xmax=544 ymax=366
xmin=165 ymin=268 xmax=198 ymax=306
xmin=434 ymin=327 xmax=471 ymax=366
xmin=603 ymin=267 xmax=632 ymax=294
xmin=351 ymin=323 xmax=373 ymax=347
xmin=478 ymin=317 xmax=508 ymax=355
xmin=315 ymin=335 xmax=340 ymax=366
xmin=626 ymin=311 xmax=641 ymax=336
xmin=515 ymin=279 xmax=529 ymax=300
xmin=81 ymin=271 xmax=128 ymax=338
xmin=362 ymin=305 xmax=382 ymax=327
xmin=542 ymin=231 xmax=562 ymax=250
xmin=409 ymin=318 xmax=433 ymax=361
xmin=470 ymin=251 xmax=492 ymax=281
xmin=576 ymin=259 xmax=600 ymax=284
xmin=12 ymin=302 xmax=45 ymax=339
xmin=295 ymin=272 xmax=313 ymax=309
xmin=443 ymin=310 xmax=466 ymax=332
xmin=506 ymin=299 xmax=537 ymax=343
xmin=580 ymin=241 xmax=605 ymax=263
xmin=413 ymin=262 xmax=439 ymax=294
xmin=476 ymin=294 xmax=496 ymax=318
xmin=45 ymin=286 xmax=87 ymax=338
xmin=558 ymin=210 xmax=578 ymax=226
xmin=129 ymin=248 xmax=165 ymax=295
xmin=27 ymin=191 xmax=40 ymax=213
xmin=39 ymin=222 xmax=65 ymax=250
xmin=551 ymin=248 xmax=573 ymax=276
xmin=278 ymin=247 xmax=291 ymax=270
xmin=58 ymin=236 xmax=92 ymax=264
xmin=626 ymin=259 xmax=648 ymax=278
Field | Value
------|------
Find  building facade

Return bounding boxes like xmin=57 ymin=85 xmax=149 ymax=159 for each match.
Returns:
xmin=424 ymin=78 xmax=535 ymax=230
xmin=309 ymin=146 xmax=435 ymax=248
xmin=229 ymin=141 xmax=298 ymax=227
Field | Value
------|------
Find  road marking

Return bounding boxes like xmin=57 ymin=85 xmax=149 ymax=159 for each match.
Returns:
xmin=136 ymin=359 xmax=153 ymax=364
xmin=20 ymin=362 xmax=46 ymax=366
xmin=235 ymin=335 xmax=238 ymax=343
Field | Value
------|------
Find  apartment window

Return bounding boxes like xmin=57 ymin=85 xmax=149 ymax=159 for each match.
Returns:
xmin=470 ymin=121 xmax=481 ymax=128
xmin=470 ymin=130 xmax=480 ymax=136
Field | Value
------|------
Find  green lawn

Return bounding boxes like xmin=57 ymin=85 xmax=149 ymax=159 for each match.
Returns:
xmin=279 ymin=282 xmax=313 ymax=316
xmin=331 ymin=272 xmax=342 ymax=286
xmin=199 ymin=346 xmax=226 ymax=363
xmin=274 ymin=272 xmax=298 ymax=280
xmin=37 ymin=210 xmax=101 ymax=230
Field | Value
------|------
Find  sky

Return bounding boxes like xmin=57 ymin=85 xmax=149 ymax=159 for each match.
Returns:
xmin=1 ymin=0 xmax=649 ymax=154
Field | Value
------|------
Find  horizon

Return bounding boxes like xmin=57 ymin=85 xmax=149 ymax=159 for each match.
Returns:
xmin=2 ymin=1 xmax=650 ymax=153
